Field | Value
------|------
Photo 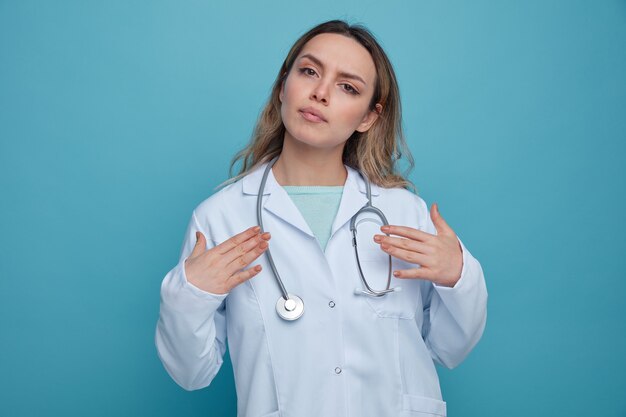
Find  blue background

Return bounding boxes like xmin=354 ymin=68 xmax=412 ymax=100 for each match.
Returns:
xmin=1 ymin=1 xmax=625 ymax=416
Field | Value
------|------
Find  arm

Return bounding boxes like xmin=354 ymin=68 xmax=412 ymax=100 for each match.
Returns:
xmin=418 ymin=201 xmax=488 ymax=369
xmin=155 ymin=210 xmax=228 ymax=390
xmin=375 ymin=195 xmax=488 ymax=368
xmin=419 ymin=236 xmax=488 ymax=369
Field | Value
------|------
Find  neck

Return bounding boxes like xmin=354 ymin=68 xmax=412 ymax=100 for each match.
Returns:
xmin=272 ymin=134 xmax=347 ymax=186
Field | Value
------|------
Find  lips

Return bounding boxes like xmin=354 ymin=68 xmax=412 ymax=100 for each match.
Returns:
xmin=299 ymin=107 xmax=327 ymax=123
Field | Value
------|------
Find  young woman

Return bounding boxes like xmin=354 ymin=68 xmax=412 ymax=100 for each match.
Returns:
xmin=156 ymin=20 xmax=487 ymax=417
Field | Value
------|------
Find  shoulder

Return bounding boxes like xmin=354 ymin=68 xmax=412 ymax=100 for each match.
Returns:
xmin=378 ymin=185 xmax=428 ymax=209
xmin=188 ymin=163 xmax=271 ymax=240
xmin=192 ymin=179 xmax=243 ymax=224
xmin=377 ymin=185 xmax=430 ymax=228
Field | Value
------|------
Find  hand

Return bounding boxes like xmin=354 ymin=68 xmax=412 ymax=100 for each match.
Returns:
xmin=373 ymin=203 xmax=463 ymax=288
xmin=184 ymin=226 xmax=271 ymax=294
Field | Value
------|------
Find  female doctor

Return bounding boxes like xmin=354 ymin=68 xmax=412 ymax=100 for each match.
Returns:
xmin=156 ymin=20 xmax=487 ymax=417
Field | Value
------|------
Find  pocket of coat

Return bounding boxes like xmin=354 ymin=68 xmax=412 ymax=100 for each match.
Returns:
xmin=358 ymin=259 xmax=415 ymax=319
xmin=402 ymin=394 xmax=446 ymax=416
xmin=353 ymin=219 xmax=417 ymax=319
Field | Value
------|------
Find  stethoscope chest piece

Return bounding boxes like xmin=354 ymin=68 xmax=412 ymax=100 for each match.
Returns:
xmin=276 ymin=294 xmax=304 ymax=321
xmin=259 ymin=156 xmax=396 ymax=322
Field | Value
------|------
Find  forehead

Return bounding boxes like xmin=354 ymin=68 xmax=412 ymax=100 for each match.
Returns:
xmin=297 ymin=33 xmax=376 ymax=83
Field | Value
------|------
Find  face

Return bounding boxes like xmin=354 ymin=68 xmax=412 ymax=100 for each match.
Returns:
xmin=279 ymin=33 xmax=381 ymax=152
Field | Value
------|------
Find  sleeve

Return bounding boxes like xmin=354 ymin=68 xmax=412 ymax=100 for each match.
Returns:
xmin=416 ymin=197 xmax=488 ymax=369
xmin=155 ymin=209 xmax=229 ymax=390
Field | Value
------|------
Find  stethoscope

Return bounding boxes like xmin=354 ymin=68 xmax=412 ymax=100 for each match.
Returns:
xmin=256 ymin=157 xmax=401 ymax=321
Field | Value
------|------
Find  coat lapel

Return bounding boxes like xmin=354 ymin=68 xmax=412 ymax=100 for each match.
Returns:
xmin=330 ymin=165 xmax=380 ymax=238
xmin=242 ymin=162 xmax=314 ymax=237
xmin=241 ymin=162 xmax=380 ymax=240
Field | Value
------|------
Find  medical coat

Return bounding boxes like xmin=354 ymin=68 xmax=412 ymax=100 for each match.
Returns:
xmin=156 ymin=162 xmax=488 ymax=417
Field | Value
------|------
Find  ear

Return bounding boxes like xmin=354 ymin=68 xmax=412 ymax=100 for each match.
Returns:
xmin=356 ymin=103 xmax=382 ymax=133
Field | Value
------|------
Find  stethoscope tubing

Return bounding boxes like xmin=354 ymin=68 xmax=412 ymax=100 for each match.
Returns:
xmin=257 ymin=156 xmax=398 ymax=321
xmin=256 ymin=156 xmax=290 ymax=301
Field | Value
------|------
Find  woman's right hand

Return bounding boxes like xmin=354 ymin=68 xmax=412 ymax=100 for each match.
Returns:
xmin=184 ymin=226 xmax=271 ymax=294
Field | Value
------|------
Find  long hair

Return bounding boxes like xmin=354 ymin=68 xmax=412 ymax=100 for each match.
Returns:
xmin=219 ymin=19 xmax=415 ymax=191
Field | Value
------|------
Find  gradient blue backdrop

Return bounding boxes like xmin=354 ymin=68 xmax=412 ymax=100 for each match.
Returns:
xmin=1 ymin=1 xmax=625 ymax=416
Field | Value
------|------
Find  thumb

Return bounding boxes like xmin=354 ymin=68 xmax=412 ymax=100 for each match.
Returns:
xmin=430 ymin=203 xmax=451 ymax=234
xmin=190 ymin=231 xmax=206 ymax=258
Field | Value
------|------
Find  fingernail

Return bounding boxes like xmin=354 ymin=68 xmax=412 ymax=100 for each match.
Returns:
xmin=253 ymin=226 xmax=261 ymax=233
xmin=393 ymin=271 xmax=400 ymax=277
xmin=195 ymin=231 xmax=200 ymax=239
xmin=373 ymin=235 xmax=382 ymax=243
xmin=381 ymin=226 xmax=390 ymax=232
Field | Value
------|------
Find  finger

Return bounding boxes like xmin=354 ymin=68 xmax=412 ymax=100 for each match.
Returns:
xmin=214 ymin=226 xmax=262 ymax=255
xmin=380 ymin=242 xmax=430 ymax=266
xmin=431 ymin=203 xmax=453 ymax=236
xmin=225 ymin=240 xmax=269 ymax=276
xmin=230 ymin=264 xmax=263 ymax=287
xmin=392 ymin=266 xmax=435 ymax=281
xmin=220 ymin=232 xmax=270 ymax=266
xmin=380 ymin=225 xmax=435 ymax=243
xmin=190 ymin=231 xmax=207 ymax=258
xmin=374 ymin=235 xmax=433 ymax=255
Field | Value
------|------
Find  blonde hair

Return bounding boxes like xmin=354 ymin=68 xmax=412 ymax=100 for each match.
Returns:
xmin=218 ymin=19 xmax=415 ymax=192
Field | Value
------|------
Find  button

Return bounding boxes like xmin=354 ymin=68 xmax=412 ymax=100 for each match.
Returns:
xmin=328 ymin=301 xmax=336 ymax=308
xmin=335 ymin=367 xmax=342 ymax=374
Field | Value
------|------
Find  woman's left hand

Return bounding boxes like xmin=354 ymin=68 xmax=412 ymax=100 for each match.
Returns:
xmin=373 ymin=203 xmax=463 ymax=288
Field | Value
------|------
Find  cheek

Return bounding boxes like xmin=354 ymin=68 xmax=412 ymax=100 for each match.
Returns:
xmin=339 ymin=102 xmax=370 ymax=129
xmin=280 ymin=86 xmax=296 ymax=120
xmin=280 ymin=86 xmax=298 ymax=133
xmin=281 ymin=75 xmax=300 ymax=103
xmin=280 ymin=81 xmax=292 ymax=107
xmin=280 ymin=104 xmax=290 ymax=132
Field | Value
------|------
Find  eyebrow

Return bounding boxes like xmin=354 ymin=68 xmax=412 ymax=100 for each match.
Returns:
xmin=299 ymin=53 xmax=367 ymax=86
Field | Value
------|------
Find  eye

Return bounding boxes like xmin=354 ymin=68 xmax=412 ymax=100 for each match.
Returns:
xmin=298 ymin=67 xmax=317 ymax=77
xmin=341 ymin=84 xmax=359 ymax=95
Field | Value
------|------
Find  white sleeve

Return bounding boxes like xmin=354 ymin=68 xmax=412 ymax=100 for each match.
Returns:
xmin=155 ymin=210 xmax=229 ymax=390
xmin=416 ymin=197 xmax=488 ymax=369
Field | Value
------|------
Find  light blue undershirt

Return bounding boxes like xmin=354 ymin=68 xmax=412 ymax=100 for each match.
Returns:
xmin=282 ymin=186 xmax=344 ymax=252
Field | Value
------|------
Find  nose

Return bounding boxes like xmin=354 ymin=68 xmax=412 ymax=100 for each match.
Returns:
xmin=310 ymin=80 xmax=330 ymax=104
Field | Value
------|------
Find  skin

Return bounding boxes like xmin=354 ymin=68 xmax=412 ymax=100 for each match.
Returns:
xmin=374 ymin=203 xmax=463 ymax=288
xmin=185 ymin=33 xmax=463 ymax=293
xmin=273 ymin=33 xmax=381 ymax=186
xmin=185 ymin=227 xmax=271 ymax=294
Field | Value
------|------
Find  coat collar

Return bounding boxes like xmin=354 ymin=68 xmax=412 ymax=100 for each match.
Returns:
xmin=241 ymin=161 xmax=380 ymax=238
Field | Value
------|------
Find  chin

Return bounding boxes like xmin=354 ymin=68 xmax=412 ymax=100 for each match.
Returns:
xmin=283 ymin=121 xmax=347 ymax=150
